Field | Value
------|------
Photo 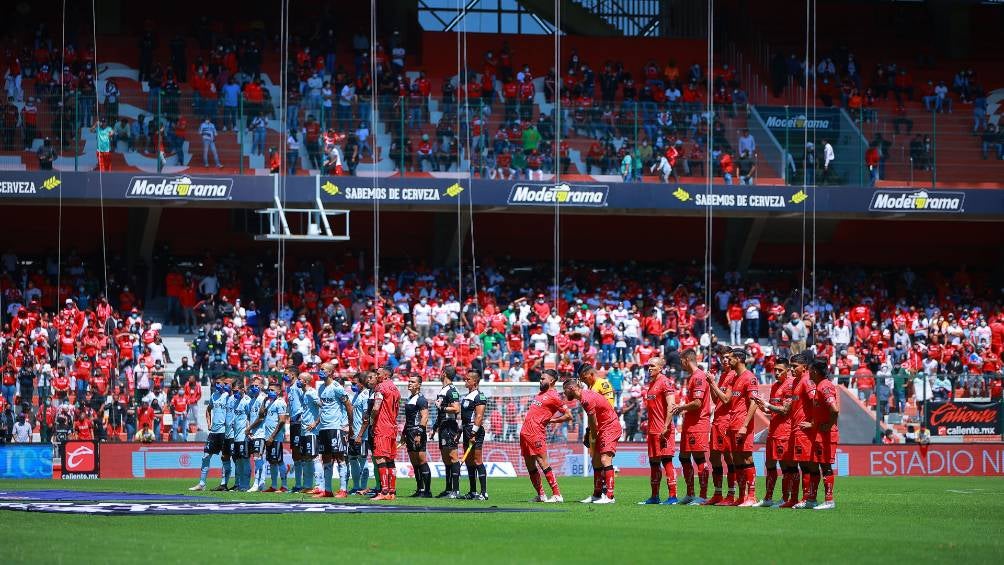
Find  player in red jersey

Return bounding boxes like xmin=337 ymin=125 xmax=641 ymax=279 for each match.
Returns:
xmin=726 ymin=348 xmax=760 ymax=506
xmin=754 ymin=356 xmax=797 ymax=507
xmin=563 ymin=378 xmax=621 ymax=504
xmin=672 ymin=349 xmax=713 ymax=504
xmin=782 ymin=352 xmax=819 ymax=508
xmin=803 ymin=358 xmax=839 ymax=510
xmin=703 ymin=345 xmax=736 ymax=505
xmin=638 ymin=357 xmax=679 ymax=505
xmin=370 ymin=367 xmax=401 ymax=500
xmin=520 ymin=368 xmax=573 ymax=502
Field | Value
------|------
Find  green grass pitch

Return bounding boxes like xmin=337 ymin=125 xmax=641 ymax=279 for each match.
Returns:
xmin=1 ymin=476 xmax=1001 ymax=564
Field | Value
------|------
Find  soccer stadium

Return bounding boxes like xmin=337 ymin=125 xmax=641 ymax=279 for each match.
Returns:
xmin=0 ymin=0 xmax=1002 ymax=562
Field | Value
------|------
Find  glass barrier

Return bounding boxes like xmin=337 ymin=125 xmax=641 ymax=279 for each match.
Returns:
xmin=2 ymin=83 xmax=1000 ymax=189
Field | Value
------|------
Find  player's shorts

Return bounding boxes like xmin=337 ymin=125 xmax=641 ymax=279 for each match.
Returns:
xmin=679 ymin=426 xmax=709 ymax=453
xmin=222 ymin=437 xmax=233 ymax=459
xmin=519 ymin=432 xmax=546 ymax=457
xmin=289 ymin=422 xmax=302 ymax=455
xmin=372 ymin=434 xmax=396 ymax=459
xmin=438 ymin=420 xmax=461 ymax=452
xmin=405 ymin=427 xmax=427 ymax=453
xmin=301 ymin=433 xmax=320 ymax=457
xmin=318 ymin=429 xmax=348 ymax=456
xmin=765 ymin=435 xmax=790 ymax=461
xmin=593 ymin=428 xmax=620 ymax=455
xmin=266 ymin=441 xmax=284 ymax=463
xmin=711 ymin=424 xmax=731 ymax=453
xmin=249 ymin=438 xmax=265 ymax=455
xmin=790 ymin=429 xmax=814 ymax=462
xmin=463 ymin=425 xmax=486 ymax=451
xmin=812 ymin=432 xmax=838 ymax=465
xmin=646 ymin=432 xmax=675 ymax=460
xmin=728 ymin=428 xmax=754 ymax=452
xmin=204 ymin=432 xmax=225 ymax=455
xmin=231 ymin=439 xmax=249 ymax=459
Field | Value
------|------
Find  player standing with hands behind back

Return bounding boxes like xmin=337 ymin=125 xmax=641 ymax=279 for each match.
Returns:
xmin=371 ymin=367 xmax=401 ymax=501
xmin=403 ymin=373 xmax=432 ymax=497
xmin=461 ymin=369 xmax=489 ymax=500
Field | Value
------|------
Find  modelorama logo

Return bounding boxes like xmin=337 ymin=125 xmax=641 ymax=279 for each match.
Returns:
xmin=764 ymin=114 xmax=832 ymax=130
xmin=869 ymin=190 xmax=965 ymax=212
xmin=507 ymin=183 xmax=609 ymax=207
xmin=126 ymin=176 xmax=233 ymax=200
xmin=0 ymin=175 xmax=61 ymax=195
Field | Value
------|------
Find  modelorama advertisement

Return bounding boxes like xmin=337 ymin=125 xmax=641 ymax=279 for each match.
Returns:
xmin=3 ymin=443 xmax=1004 ymax=480
xmin=0 ymin=171 xmax=999 ymax=216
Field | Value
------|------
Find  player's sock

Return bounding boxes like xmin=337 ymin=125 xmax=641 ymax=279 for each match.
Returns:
xmin=323 ymin=461 xmax=334 ymax=493
xmin=419 ymin=463 xmax=432 ymax=494
xmin=444 ymin=462 xmax=455 ymax=492
xmin=280 ymin=461 xmax=288 ymax=488
xmin=662 ymin=459 xmax=677 ymax=498
xmin=377 ymin=463 xmax=388 ymax=493
xmin=765 ymin=467 xmax=778 ymax=500
xmin=711 ymin=465 xmax=723 ymax=495
xmin=822 ymin=472 xmax=834 ymax=502
xmin=314 ymin=459 xmax=324 ymax=489
xmin=735 ymin=464 xmax=747 ymax=501
xmin=254 ymin=458 xmax=264 ymax=488
xmin=649 ymin=462 xmax=662 ymax=498
xmin=348 ymin=457 xmax=361 ymax=490
xmin=453 ymin=462 xmax=463 ymax=492
xmin=466 ymin=462 xmax=478 ymax=494
xmin=529 ymin=468 xmax=544 ymax=496
xmin=782 ymin=468 xmax=797 ymax=501
xmin=270 ymin=462 xmax=279 ymax=489
xmin=477 ymin=464 xmax=487 ymax=495
xmin=387 ymin=462 xmax=397 ymax=494
xmin=809 ymin=472 xmax=820 ymax=501
xmin=726 ymin=464 xmax=736 ymax=496
xmin=801 ymin=470 xmax=812 ymax=501
xmin=199 ymin=454 xmax=211 ymax=484
xmin=293 ymin=461 xmax=302 ymax=489
xmin=338 ymin=461 xmax=349 ymax=492
xmin=360 ymin=459 xmax=370 ymax=490
xmin=744 ymin=465 xmax=756 ymax=500
xmin=603 ymin=466 xmax=615 ymax=499
xmin=221 ymin=459 xmax=231 ymax=486
xmin=680 ymin=458 xmax=695 ymax=497
xmin=542 ymin=466 xmax=560 ymax=496
xmin=696 ymin=461 xmax=709 ymax=498
xmin=593 ymin=468 xmax=603 ymax=497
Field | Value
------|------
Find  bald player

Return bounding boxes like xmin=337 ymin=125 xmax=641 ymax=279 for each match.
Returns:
xmin=564 ymin=378 xmax=621 ymax=504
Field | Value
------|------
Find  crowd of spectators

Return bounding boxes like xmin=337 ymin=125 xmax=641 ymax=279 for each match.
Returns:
xmin=1 ymin=245 xmax=1002 ymax=446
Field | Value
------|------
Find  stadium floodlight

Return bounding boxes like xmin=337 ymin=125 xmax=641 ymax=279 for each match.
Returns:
xmin=255 ymin=175 xmax=350 ymax=241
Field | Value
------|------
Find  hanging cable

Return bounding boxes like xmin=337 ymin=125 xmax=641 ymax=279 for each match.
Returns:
xmin=462 ymin=3 xmax=478 ymax=304
xmin=799 ymin=0 xmax=811 ymax=315
xmin=703 ymin=0 xmax=714 ymax=323
xmin=92 ymin=0 xmax=108 ymax=300
xmin=811 ymin=0 xmax=818 ymax=333
xmin=276 ymin=0 xmax=286 ymax=313
xmin=455 ymin=0 xmax=463 ymax=303
xmin=370 ymin=0 xmax=381 ymax=307
xmin=552 ymin=0 xmax=561 ymax=312
xmin=57 ymin=0 xmax=66 ymax=299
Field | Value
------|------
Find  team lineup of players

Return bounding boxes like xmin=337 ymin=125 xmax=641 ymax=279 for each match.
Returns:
xmin=189 ymin=345 xmax=839 ymax=508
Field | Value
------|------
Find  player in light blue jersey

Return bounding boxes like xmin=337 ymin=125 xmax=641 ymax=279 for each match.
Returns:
xmin=299 ymin=372 xmax=322 ymax=493
xmin=245 ymin=378 xmax=267 ymax=492
xmin=220 ymin=379 xmax=237 ymax=490
xmin=231 ymin=383 xmax=252 ymax=491
xmin=312 ymin=364 xmax=354 ymax=498
xmin=284 ymin=371 xmax=308 ymax=492
xmin=262 ymin=382 xmax=289 ymax=492
xmin=348 ymin=372 xmax=373 ymax=493
xmin=189 ymin=377 xmax=229 ymax=491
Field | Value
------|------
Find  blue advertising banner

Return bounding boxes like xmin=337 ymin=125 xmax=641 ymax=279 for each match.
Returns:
xmin=0 ymin=171 xmax=1000 ymax=218
xmin=0 ymin=445 xmax=54 ymax=479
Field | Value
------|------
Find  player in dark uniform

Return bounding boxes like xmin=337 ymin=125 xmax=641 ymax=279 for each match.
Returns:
xmin=403 ymin=373 xmax=432 ymax=497
xmin=461 ymin=369 xmax=489 ymax=500
xmin=431 ymin=366 xmax=462 ymax=498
